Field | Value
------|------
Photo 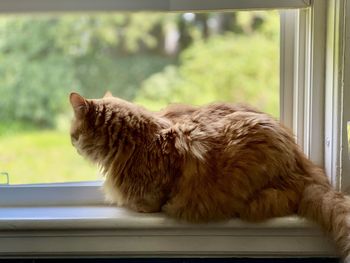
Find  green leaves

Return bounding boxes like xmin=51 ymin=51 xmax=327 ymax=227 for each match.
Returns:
xmin=0 ymin=14 xmax=170 ymax=128
xmin=0 ymin=11 xmax=280 ymax=129
xmin=136 ymin=32 xmax=279 ymax=117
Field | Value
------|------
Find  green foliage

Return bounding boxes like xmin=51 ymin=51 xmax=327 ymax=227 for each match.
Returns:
xmin=0 ymin=11 xmax=280 ymax=129
xmin=136 ymin=32 xmax=279 ymax=117
xmin=0 ymin=17 xmax=78 ymax=127
xmin=0 ymin=54 xmax=76 ymax=127
xmin=0 ymin=14 xmax=173 ymax=128
xmin=0 ymin=11 xmax=281 ymax=184
xmin=74 ymin=54 xmax=174 ymax=101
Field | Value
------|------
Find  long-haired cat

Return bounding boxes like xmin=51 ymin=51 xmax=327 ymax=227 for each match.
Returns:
xmin=70 ymin=91 xmax=350 ymax=260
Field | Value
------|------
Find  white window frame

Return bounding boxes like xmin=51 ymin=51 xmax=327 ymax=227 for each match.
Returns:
xmin=0 ymin=0 xmax=347 ymax=257
xmin=281 ymin=0 xmax=348 ymax=191
xmin=280 ymin=3 xmax=327 ymax=166
xmin=0 ymin=0 xmax=310 ymax=13
xmin=337 ymin=0 xmax=350 ymax=191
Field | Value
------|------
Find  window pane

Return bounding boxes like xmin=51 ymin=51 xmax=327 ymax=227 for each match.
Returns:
xmin=0 ymin=11 xmax=279 ymax=184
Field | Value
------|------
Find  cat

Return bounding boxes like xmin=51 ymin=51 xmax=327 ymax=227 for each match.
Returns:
xmin=70 ymin=91 xmax=350 ymax=260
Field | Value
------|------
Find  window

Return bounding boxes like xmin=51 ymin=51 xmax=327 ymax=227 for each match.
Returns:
xmin=0 ymin=11 xmax=279 ymax=186
xmin=0 ymin=0 xmax=344 ymax=210
xmin=0 ymin=0 xmax=346 ymax=258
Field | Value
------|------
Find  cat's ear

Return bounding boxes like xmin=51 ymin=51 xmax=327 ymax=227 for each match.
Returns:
xmin=103 ymin=91 xmax=113 ymax=98
xmin=69 ymin=92 xmax=88 ymax=118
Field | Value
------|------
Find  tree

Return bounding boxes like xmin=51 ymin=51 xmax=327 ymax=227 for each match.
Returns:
xmin=0 ymin=14 xmax=173 ymax=128
xmin=135 ymin=32 xmax=279 ymax=117
xmin=0 ymin=11 xmax=279 ymax=128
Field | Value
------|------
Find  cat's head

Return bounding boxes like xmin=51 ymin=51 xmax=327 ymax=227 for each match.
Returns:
xmin=69 ymin=91 xmax=116 ymax=163
xmin=69 ymin=91 xmax=167 ymax=165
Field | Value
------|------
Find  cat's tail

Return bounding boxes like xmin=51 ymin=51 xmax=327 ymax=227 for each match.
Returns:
xmin=298 ymin=182 xmax=350 ymax=260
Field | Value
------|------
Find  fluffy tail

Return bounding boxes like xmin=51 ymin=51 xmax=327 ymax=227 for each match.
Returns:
xmin=298 ymin=183 xmax=350 ymax=260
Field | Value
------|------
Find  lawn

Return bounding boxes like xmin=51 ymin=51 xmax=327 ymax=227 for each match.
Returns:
xmin=0 ymin=130 xmax=99 ymax=185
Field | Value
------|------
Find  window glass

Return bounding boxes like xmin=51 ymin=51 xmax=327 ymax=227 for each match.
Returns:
xmin=0 ymin=11 xmax=279 ymax=184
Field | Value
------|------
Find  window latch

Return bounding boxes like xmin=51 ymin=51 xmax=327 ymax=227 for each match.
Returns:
xmin=0 ymin=172 xmax=9 ymax=185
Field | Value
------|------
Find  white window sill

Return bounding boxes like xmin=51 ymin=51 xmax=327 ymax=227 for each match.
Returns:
xmin=0 ymin=206 xmax=337 ymax=258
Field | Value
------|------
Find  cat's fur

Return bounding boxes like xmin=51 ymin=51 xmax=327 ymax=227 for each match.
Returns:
xmin=70 ymin=92 xmax=350 ymax=260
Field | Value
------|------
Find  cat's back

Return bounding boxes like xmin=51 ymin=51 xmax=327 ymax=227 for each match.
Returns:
xmin=188 ymin=102 xmax=262 ymax=125
xmin=198 ymin=103 xmax=291 ymax=144
xmin=158 ymin=101 xmax=287 ymax=153
xmin=158 ymin=103 xmax=198 ymax=123
xmin=158 ymin=102 xmax=261 ymax=124
xmin=173 ymin=102 xmax=293 ymax=154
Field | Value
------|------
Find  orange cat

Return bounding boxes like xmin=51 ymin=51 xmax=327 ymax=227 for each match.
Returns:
xmin=70 ymin=92 xmax=350 ymax=259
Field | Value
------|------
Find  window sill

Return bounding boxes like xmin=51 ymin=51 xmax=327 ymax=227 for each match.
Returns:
xmin=0 ymin=206 xmax=336 ymax=258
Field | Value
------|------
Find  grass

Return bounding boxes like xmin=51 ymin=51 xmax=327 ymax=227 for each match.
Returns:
xmin=0 ymin=130 xmax=99 ymax=185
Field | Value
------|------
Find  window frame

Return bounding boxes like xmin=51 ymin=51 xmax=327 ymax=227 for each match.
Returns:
xmin=281 ymin=0 xmax=349 ymax=191
xmin=0 ymin=0 xmax=310 ymax=13
xmin=337 ymin=0 xmax=350 ymax=191
xmin=280 ymin=1 xmax=327 ymax=167
xmin=0 ymin=0 xmax=343 ymax=203
xmin=324 ymin=0 xmax=344 ymax=189
xmin=0 ymin=0 xmax=346 ymax=258
xmin=0 ymin=208 xmax=336 ymax=257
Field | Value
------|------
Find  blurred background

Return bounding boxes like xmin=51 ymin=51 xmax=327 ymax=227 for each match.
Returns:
xmin=0 ymin=11 xmax=279 ymax=184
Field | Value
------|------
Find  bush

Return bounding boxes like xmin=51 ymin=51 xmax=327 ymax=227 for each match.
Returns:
xmin=135 ymin=33 xmax=279 ymax=117
xmin=74 ymin=54 xmax=174 ymax=101
xmin=0 ymin=54 xmax=77 ymax=128
xmin=0 ymin=16 xmax=174 ymax=128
